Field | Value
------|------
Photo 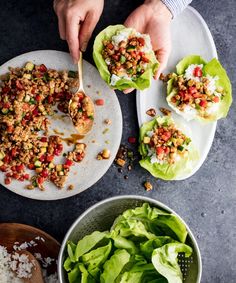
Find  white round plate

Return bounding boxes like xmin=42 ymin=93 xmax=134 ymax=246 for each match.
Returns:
xmin=137 ymin=7 xmax=217 ymax=180
xmin=0 ymin=50 xmax=122 ymax=200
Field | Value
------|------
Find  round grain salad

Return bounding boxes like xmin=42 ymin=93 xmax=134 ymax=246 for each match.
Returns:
xmin=139 ymin=116 xmax=199 ymax=180
xmin=165 ymin=55 xmax=232 ymax=121
xmin=93 ymin=25 xmax=159 ymax=91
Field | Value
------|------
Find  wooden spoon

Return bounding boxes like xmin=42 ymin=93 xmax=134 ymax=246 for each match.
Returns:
xmin=68 ymin=51 xmax=95 ymax=135
xmin=16 ymin=250 xmax=44 ymax=283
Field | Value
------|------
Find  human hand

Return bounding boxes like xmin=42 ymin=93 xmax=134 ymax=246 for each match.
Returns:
xmin=124 ymin=0 xmax=172 ymax=93
xmin=54 ymin=0 xmax=104 ymax=62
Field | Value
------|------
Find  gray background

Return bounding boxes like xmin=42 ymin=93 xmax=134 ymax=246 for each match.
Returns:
xmin=0 ymin=0 xmax=235 ymax=282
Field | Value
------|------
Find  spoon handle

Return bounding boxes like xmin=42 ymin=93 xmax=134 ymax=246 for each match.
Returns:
xmin=78 ymin=51 xmax=84 ymax=91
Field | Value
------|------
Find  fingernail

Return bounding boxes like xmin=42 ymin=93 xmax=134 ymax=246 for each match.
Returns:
xmin=81 ymin=41 xmax=88 ymax=52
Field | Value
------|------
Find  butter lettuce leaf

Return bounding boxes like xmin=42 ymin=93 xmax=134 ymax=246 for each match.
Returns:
xmin=93 ymin=25 xmax=159 ymax=91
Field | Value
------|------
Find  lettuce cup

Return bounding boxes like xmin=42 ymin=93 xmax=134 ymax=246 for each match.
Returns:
xmin=165 ymin=55 xmax=232 ymax=122
xmin=93 ymin=25 xmax=159 ymax=91
xmin=139 ymin=116 xmax=199 ymax=180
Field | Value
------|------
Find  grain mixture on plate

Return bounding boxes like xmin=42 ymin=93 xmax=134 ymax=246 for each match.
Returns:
xmin=0 ymin=62 xmax=86 ymax=190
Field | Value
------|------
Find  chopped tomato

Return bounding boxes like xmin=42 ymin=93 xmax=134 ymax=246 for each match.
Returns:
xmin=2 ymin=86 xmax=10 ymax=93
xmin=0 ymin=165 xmax=7 ymax=172
xmin=76 ymin=152 xmax=85 ymax=161
xmin=10 ymin=148 xmax=17 ymax=157
xmin=199 ymin=100 xmax=207 ymax=108
xmin=3 ymin=102 xmax=10 ymax=109
xmin=128 ymin=137 xmax=136 ymax=144
xmin=12 ymin=173 xmax=19 ymax=179
xmin=4 ymin=177 xmax=11 ymax=185
xmin=193 ymin=67 xmax=202 ymax=77
xmin=24 ymin=174 xmax=30 ymax=180
xmin=47 ymin=96 xmax=54 ymax=104
xmin=142 ymin=56 xmax=149 ymax=63
xmin=213 ymin=96 xmax=220 ymax=103
xmin=32 ymin=107 xmax=39 ymax=116
xmin=112 ymin=54 xmax=120 ymax=61
xmin=19 ymin=176 xmax=25 ymax=182
xmin=95 ymin=99 xmax=104 ymax=106
xmin=3 ymin=155 xmax=10 ymax=164
xmin=28 ymin=163 xmax=35 ymax=170
xmin=35 ymin=94 xmax=41 ymax=102
xmin=188 ymin=86 xmax=197 ymax=95
xmin=39 ymin=64 xmax=47 ymax=73
xmin=164 ymin=147 xmax=170 ymax=154
xmin=16 ymin=164 xmax=24 ymax=172
xmin=39 ymin=155 xmax=45 ymax=162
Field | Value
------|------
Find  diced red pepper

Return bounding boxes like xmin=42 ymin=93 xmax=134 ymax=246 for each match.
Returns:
xmin=199 ymin=100 xmax=207 ymax=108
xmin=40 ymin=137 xmax=47 ymax=142
xmin=107 ymin=43 xmax=114 ymax=50
xmin=156 ymin=147 xmax=164 ymax=156
xmin=16 ymin=80 xmax=24 ymax=90
xmin=35 ymin=94 xmax=41 ymax=102
xmin=161 ymin=131 xmax=171 ymax=141
xmin=24 ymin=174 xmax=30 ymax=180
xmin=10 ymin=148 xmax=17 ymax=157
xmin=41 ymin=169 xmax=49 ymax=178
xmin=16 ymin=164 xmax=24 ymax=172
xmin=39 ymin=64 xmax=47 ymax=73
xmin=128 ymin=137 xmax=136 ymax=144
xmin=138 ymin=37 xmax=145 ymax=46
xmin=0 ymin=165 xmax=7 ymax=172
xmin=213 ymin=96 xmax=220 ymax=103
xmin=32 ymin=107 xmax=39 ymax=116
xmin=37 ymin=176 xmax=44 ymax=185
xmin=193 ymin=67 xmax=202 ymax=77
xmin=65 ymin=159 xmax=73 ymax=166
xmin=46 ymin=154 xmax=54 ymax=162
xmin=188 ymin=86 xmax=197 ymax=95
xmin=28 ymin=163 xmax=35 ymax=170
xmin=4 ymin=177 xmax=11 ymax=185
xmin=95 ymin=99 xmax=104 ymax=106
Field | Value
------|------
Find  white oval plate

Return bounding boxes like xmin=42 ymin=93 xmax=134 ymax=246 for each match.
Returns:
xmin=0 ymin=50 xmax=122 ymax=200
xmin=137 ymin=7 xmax=217 ymax=180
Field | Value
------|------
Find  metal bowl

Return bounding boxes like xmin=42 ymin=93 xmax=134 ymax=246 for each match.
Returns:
xmin=58 ymin=195 xmax=202 ymax=283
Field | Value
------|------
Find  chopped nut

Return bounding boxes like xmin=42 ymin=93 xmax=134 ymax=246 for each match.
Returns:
xmin=160 ymin=107 xmax=171 ymax=116
xmin=26 ymin=185 xmax=34 ymax=190
xmin=116 ymin=158 xmax=126 ymax=167
xmin=144 ymin=181 xmax=153 ymax=191
xmin=67 ymin=184 xmax=74 ymax=190
xmin=146 ymin=108 xmax=156 ymax=117
xmin=104 ymin=119 xmax=112 ymax=125
xmin=97 ymin=154 xmax=103 ymax=160
xmin=101 ymin=149 xmax=110 ymax=159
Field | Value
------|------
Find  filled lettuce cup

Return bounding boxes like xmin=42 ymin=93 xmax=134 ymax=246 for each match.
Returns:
xmin=165 ymin=55 xmax=232 ymax=121
xmin=93 ymin=25 xmax=159 ymax=91
xmin=139 ymin=116 xmax=199 ymax=180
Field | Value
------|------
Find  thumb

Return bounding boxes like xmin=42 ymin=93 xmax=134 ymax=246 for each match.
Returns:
xmin=79 ymin=11 xmax=99 ymax=52
xmin=154 ymin=47 xmax=171 ymax=79
xmin=124 ymin=6 xmax=146 ymax=33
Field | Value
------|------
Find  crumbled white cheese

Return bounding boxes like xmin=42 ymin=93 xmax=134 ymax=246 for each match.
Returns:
xmin=184 ymin=64 xmax=203 ymax=81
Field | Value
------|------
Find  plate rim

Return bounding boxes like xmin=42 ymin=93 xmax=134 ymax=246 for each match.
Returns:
xmin=0 ymin=50 xmax=123 ymax=200
xmin=136 ymin=6 xmax=218 ymax=180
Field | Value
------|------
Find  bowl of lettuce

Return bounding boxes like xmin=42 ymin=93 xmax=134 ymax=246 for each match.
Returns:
xmin=58 ymin=195 xmax=202 ymax=283
xmin=93 ymin=25 xmax=159 ymax=91
xmin=166 ymin=55 xmax=232 ymax=122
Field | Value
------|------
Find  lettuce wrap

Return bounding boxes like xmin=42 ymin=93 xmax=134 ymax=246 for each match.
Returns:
xmin=166 ymin=55 xmax=232 ymax=122
xmin=93 ymin=25 xmax=159 ymax=91
xmin=139 ymin=116 xmax=199 ymax=180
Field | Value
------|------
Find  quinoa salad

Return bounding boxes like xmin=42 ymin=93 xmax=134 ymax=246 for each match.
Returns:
xmin=164 ymin=55 xmax=232 ymax=121
xmin=0 ymin=62 xmax=86 ymax=191
xmin=93 ymin=25 xmax=158 ymax=91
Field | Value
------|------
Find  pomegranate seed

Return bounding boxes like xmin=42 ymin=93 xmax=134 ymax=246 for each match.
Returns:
xmin=16 ymin=164 xmax=24 ymax=172
xmin=40 ymin=137 xmax=47 ymax=142
xmin=0 ymin=165 xmax=7 ymax=172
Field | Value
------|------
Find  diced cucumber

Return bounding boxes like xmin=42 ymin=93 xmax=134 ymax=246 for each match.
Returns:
xmin=24 ymin=94 xmax=31 ymax=102
xmin=38 ymin=105 xmax=45 ymax=112
xmin=2 ymin=108 xmax=9 ymax=114
xmin=40 ymin=147 xmax=47 ymax=154
xmin=29 ymin=98 xmax=36 ymax=105
xmin=23 ymin=73 xmax=32 ymax=80
xmin=0 ymin=151 xmax=5 ymax=160
xmin=120 ymin=55 xmax=126 ymax=64
xmin=34 ymin=160 xmax=42 ymax=168
xmin=177 ymin=145 xmax=184 ymax=151
xmin=25 ymin=62 xmax=35 ymax=71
